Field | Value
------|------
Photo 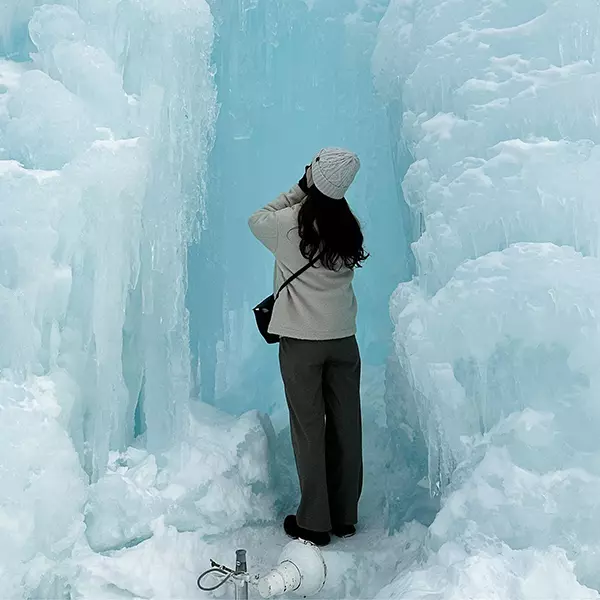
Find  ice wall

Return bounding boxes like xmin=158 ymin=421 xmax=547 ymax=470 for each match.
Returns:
xmin=375 ymin=0 xmax=600 ymax=595
xmin=0 ymin=0 xmax=219 ymax=595
xmin=1 ymin=0 xmax=217 ymax=476
xmin=187 ymin=0 xmax=413 ymax=419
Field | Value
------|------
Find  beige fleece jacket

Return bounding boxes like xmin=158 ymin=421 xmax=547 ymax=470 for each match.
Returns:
xmin=249 ymin=184 xmax=357 ymax=341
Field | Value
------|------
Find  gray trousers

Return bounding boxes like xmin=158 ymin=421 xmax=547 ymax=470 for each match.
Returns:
xmin=279 ymin=336 xmax=363 ymax=532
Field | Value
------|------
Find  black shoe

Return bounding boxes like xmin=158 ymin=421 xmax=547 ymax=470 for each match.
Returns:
xmin=332 ymin=524 xmax=356 ymax=538
xmin=283 ymin=515 xmax=330 ymax=547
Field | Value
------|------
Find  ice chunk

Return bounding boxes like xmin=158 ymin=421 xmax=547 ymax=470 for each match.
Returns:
xmin=85 ymin=407 xmax=274 ymax=552
xmin=393 ymin=243 xmax=600 ymax=492
xmin=0 ymin=137 xmax=149 ymax=476
xmin=4 ymin=70 xmax=97 ymax=169
xmin=28 ymin=6 xmax=130 ymax=131
xmin=0 ymin=378 xmax=86 ymax=599
xmin=62 ymin=139 xmax=149 ymax=475
xmin=28 ymin=5 xmax=86 ymax=52
xmin=378 ymin=542 xmax=599 ymax=600
xmin=51 ymin=41 xmax=129 ymax=129
xmin=403 ymin=136 xmax=600 ymax=294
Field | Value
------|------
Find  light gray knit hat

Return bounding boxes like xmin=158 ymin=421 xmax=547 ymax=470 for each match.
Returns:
xmin=311 ymin=147 xmax=360 ymax=200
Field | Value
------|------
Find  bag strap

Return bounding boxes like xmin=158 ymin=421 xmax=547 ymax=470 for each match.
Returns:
xmin=275 ymin=253 xmax=322 ymax=299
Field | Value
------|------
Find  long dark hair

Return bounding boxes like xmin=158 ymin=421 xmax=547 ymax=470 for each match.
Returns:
xmin=296 ymin=187 xmax=369 ymax=271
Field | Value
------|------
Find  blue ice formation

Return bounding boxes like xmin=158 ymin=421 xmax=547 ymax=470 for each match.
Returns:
xmin=376 ymin=0 xmax=600 ymax=596
xmin=0 ymin=0 xmax=218 ymax=594
xmin=0 ymin=0 xmax=408 ymax=596
xmin=188 ymin=0 xmax=411 ymax=417
xmin=2 ymin=0 xmax=600 ymax=598
xmin=1 ymin=0 xmax=217 ymax=482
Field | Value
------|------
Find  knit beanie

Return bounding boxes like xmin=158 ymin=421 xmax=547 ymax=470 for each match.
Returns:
xmin=311 ymin=147 xmax=360 ymax=200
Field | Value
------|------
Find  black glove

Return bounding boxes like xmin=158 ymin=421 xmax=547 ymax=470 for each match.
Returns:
xmin=298 ymin=165 xmax=311 ymax=193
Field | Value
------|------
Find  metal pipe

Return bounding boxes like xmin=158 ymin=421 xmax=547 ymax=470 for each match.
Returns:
xmin=235 ymin=549 xmax=249 ymax=600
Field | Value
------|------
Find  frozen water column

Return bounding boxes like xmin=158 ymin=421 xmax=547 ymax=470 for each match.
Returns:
xmin=74 ymin=0 xmax=217 ymax=474
xmin=0 ymin=0 xmax=217 ymax=479
xmin=108 ymin=0 xmax=218 ymax=462
xmin=375 ymin=0 xmax=600 ymax=591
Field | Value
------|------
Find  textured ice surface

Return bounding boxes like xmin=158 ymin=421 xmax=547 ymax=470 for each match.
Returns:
xmin=0 ymin=0 xmax=218 ymax=596
xmin=0 ymin=0 xmax=217 ymax=475
xmin=189 ymin=0 xmax=411 ymax=414
xmin=0 ymin=379 xmax=86 ymax=598
xmin=6 ymin=0 xmax=600 ymax=597
xmin=86 ymin=407 xmax=274 ymax=552
xmin=377 ymin=0 xmax=600 ymax=596
xmin=376 ymin=543 xmax=598 ymax=600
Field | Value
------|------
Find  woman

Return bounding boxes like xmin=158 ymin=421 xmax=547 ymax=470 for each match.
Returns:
xmin=248 ymin=147 xmax=367 ymax=547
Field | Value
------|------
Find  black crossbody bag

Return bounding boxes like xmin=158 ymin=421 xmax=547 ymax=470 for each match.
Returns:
xmin=253 ymin=256 xmax=320 ymax=344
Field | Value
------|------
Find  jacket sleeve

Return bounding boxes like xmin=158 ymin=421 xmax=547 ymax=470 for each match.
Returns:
xmin=248 ymin=184 xmax=306 ymax=253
